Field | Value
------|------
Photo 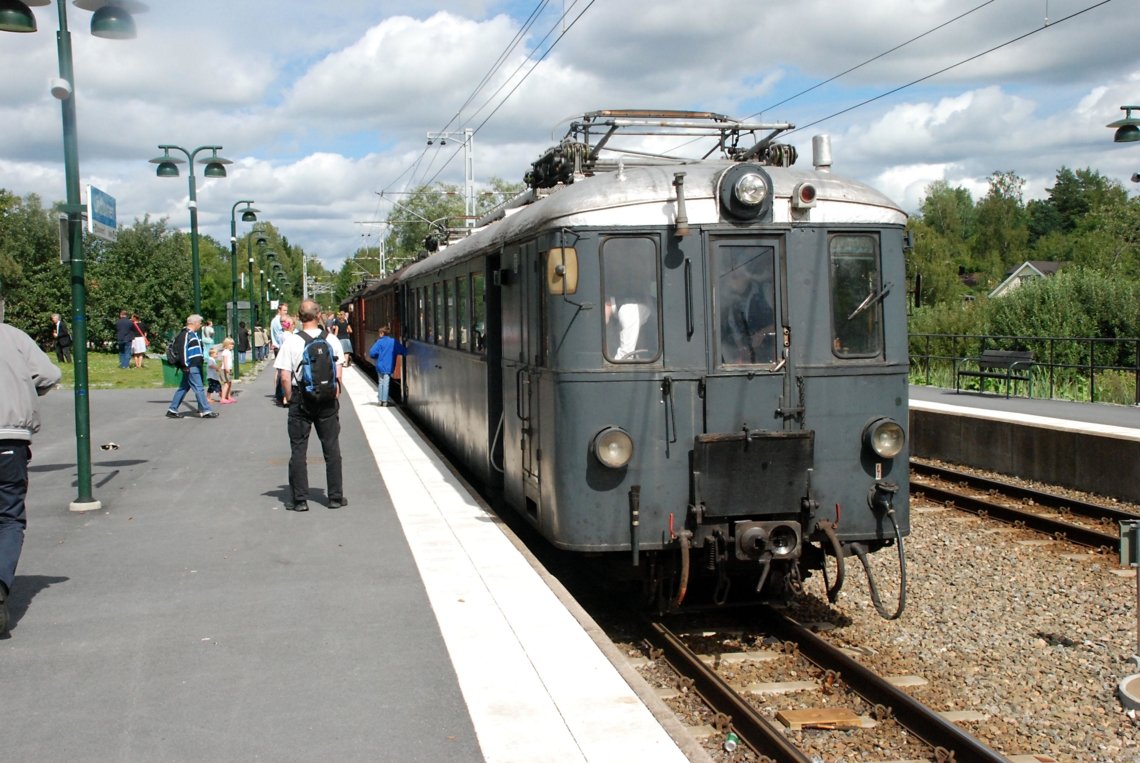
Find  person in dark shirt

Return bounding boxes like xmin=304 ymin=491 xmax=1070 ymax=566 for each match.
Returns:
xmin=114 ymin=310 xmax=134 ymax=369
xmin=51 ymin=313 xmax=71 ymax=363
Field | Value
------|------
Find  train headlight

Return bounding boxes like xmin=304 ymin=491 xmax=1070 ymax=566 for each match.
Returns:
xmin=735 ymin=173 xmax=768 ymax=206
xmin=592 ymin=427 xmax=634 ymax=469
xmin=719 ymin=164 xmax=772 ymax=221
xmin=863 ymin=417 xmax=905 ymax=459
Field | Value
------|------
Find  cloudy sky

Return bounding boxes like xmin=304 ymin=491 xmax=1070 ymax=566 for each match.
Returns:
xmin=0 ymin=0 xmax=1137 ymax=270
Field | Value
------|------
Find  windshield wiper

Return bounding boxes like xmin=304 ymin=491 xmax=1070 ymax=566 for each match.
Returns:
xmin=846 ymin=281 xmax=892 ymax=321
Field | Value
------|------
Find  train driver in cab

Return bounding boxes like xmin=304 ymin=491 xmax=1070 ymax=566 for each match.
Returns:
xmin=604 ymin=295 xmax=653 ymax=361
xmin=719 ymin=256 xmax=776 ymax=365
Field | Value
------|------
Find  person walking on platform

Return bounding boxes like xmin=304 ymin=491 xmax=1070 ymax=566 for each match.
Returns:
xmin=270 ymin=303 xmax=289 ymax=406
xmin=274 ymin=299 xmax=344 ymax=512
xmin=114 ymin=309 xmax=133 ymax=369
xmin=367 ymin=325 xmax=405 ymax=407
xmin=166 ymin=314 xmax=217 ymax=419
xmin=0 ymin=296 xmax=62 ymax=636
xmin=50 ymin=312 xmax=71 ymax=363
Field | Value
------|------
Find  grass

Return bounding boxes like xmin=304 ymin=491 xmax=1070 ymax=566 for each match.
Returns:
xmin=56 ymin=351 xmax=168 ymax=390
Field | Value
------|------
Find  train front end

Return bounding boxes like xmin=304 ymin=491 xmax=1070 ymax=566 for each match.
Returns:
xmin=516 ymin=118 xmax=910 ymax=612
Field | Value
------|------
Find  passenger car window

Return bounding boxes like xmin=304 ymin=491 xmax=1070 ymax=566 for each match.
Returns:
xmin=457 ymin=275 xmax=469 ymax=350
xmin=472 ymin=272 xmax=486 ymax=354
xmin=601 ymin=237 xmax=659 ymax=363
xmin=830 ymin=235 xmax=883 ymax=358
xmin=714 ymin=240 xmax=777 ymax=367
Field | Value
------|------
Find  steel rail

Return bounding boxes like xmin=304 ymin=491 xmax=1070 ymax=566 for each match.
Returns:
xmin=760 ymin=606 xmax=1012 ymax=763
xmin=911 ymin=477 xmax=1118 ymax=549
xmin=910 ymin=460 xmax=1137 ymax=523
xmin=643 ymin=620 xmax=813 ymax=763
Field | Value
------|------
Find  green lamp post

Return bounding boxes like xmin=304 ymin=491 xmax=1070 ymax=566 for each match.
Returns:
xmin=1 ymin=0 xmax=146 ymax=513
xmin=228 ymin=200 xmax=258 ymax=378
xmin=149 ymin=144 xmax=232 ymax=315
xmin=247 ymin=227 xmax=267 ymax=329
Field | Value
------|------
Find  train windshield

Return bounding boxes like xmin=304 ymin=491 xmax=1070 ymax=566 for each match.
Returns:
xmin=830 ymin=234 xmax=884 ymax=358
xmin=713 ymin=239 xmax=778 ymax=367
xmin=601 ymin=237 xmax=660 ymax=363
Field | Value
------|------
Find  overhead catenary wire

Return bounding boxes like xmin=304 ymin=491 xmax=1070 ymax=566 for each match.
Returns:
xmin=381 ymin=0 xmax=559 ymax=197
xmin=787 ymin=0 xmax=1113 ymax=137
xmin=416 ymin=0 xmax=597 ymax=192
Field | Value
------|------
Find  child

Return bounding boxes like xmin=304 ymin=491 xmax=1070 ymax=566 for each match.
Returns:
xmin=205 ymin=347 xmax=222 ymax=403
xmin=219 ymin=337 xmax=236 ymax=403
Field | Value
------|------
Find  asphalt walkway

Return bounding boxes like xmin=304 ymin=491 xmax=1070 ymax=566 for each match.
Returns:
xmin=5 ymin=360 xmax=483 ymax=762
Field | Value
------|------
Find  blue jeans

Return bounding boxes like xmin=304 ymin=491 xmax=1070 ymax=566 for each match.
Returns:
xmin=168 ymin=366 xmax=213 ymax=413
xmin=118 ymin=341 xmax=131 ymax=368
xmin=0 ymin=441 xmax=30 ymax=595
xmin=378 ymin=373 xmax=391 ymax=403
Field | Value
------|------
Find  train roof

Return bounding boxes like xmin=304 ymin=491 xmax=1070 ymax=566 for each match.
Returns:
xmin=402 ymin=159 xmax=906 ymax=280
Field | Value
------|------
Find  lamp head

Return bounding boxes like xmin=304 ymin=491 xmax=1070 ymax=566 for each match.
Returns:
xmin=203 ymin=148 xmax=232 ymax=178
xmin=241 ymin=209 xmax=258 ymax=222
xmin=1115 ymin=125 xmax=1140 ymax=143
xmin=1107 ymin=106 xmax=1140 ymax=144
xmin=74 ymin=1 xmax=148 ymax=39
xmin=150 ymin=148 xmax=184 ymax=178
xmin=0 ymin=0 xmax=44 ymax=34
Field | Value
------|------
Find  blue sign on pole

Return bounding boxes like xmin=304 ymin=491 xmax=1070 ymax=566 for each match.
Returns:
xmin=86 ymin=185 xmax=117 ymax=242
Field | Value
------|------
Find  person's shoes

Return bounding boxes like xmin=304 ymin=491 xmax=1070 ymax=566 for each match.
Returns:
xmin=166 ymin=410 xmax=182 ymax=419
xmin=200 ymin=411 xmax=218 ymax=419
xmin=286 ymin=500 xmax=309 ymax=512
xmin=0 ymin=585 xmax=9 ymax=636
xmin=328 ymin=497 xmax=348 ymax=509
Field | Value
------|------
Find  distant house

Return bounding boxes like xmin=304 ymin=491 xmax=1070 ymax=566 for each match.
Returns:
xmin=988 ymin=261 xmax=1064 ymax=298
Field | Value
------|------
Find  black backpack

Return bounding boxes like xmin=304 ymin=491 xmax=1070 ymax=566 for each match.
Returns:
xmin=166 ymin=329 xmax=185 ymax=368
xmin=299 ymin=330 xmax=337 ymax=404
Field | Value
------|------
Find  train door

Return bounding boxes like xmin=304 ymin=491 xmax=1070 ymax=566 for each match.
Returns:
xmin=499 ymin=242 xmax=542 ymax=517
xmin=702 ymin=236 xmax=790 ymax=435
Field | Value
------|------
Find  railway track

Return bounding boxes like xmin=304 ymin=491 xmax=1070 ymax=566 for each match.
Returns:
xmin=642 ymin=610 xmax=1008 ymax=762
xmin=909 ymin=460 xmax=1130 ymax=549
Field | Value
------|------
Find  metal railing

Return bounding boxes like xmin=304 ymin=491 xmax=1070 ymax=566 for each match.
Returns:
xmin=909 ymin=333 xmax=1140 ymax=406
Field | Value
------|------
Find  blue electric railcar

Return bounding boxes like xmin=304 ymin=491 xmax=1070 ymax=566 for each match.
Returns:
xmin=355 ymin=111 xmax=910 ymax=614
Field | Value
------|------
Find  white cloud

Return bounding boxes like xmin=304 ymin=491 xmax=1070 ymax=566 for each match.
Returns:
xmin=0 ymin=0 xmax=1136 ymax=266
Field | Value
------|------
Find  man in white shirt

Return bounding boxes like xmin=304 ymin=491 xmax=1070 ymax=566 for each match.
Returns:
xmin=273 ymin=300 xmax=344 ymax=512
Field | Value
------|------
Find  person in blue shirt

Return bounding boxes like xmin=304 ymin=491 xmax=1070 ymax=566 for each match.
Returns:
xmin=367 ymin=325 xmax=406 ymax=407
xmin=165 ymin=314 xmax=217 ymax=419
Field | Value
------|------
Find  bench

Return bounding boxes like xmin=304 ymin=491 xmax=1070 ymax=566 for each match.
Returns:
xmin=954 ymin=349 xmax=1035 ymax=398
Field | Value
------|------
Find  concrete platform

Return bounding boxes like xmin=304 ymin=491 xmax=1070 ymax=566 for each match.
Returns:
xmin=909 ymin=385 xmax=1140 ymax=502
xmin=4 ymin=360 xmax=695 ymax=762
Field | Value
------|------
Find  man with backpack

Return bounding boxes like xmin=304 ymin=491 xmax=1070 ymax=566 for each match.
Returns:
xmin=273 ymin=300 xmax=344 ymax=512
xmin=165 ymin=314 xmax=217 ymax=419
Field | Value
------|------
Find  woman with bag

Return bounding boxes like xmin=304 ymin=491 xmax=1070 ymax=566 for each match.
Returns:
xmin=129 ymin=313 xmax=148 ymax=369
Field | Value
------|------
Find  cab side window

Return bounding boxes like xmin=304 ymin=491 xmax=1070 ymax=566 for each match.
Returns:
xmin=601 ymin=237 xmax=659 ymax=363
xmin=830 ymin=234 xmax=884 ymax=358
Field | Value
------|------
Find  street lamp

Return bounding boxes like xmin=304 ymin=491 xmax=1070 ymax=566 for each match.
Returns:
xmin=1 ymin=0 xmax=145 ymax=513
xmin=246 ymin=226 xmax=267 ymax=330
xmin=228 ymin=200 xmax=257 ymax=378
xmin=149 ymin=144 xmax=232 ymax=315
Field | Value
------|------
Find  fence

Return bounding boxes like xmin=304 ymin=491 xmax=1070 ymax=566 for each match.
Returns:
xmin=909 ymin=333 xmax=1140 ymax=406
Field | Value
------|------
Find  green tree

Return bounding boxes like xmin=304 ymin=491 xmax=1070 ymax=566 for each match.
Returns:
xmin=0 ymin=190 xmax=69 ymax=342
xmin=971 ymin=170 xmax=1029 ymax=281
xmin=85 ymin=216 xmax=193 ymax=346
